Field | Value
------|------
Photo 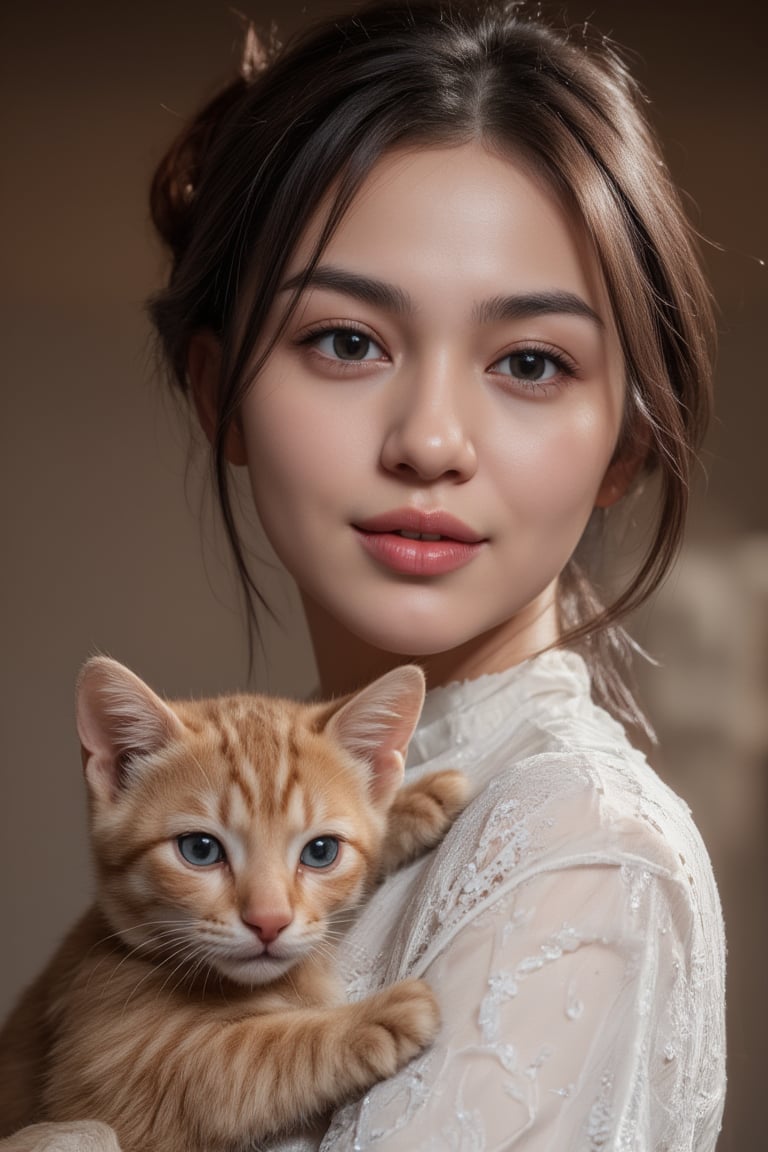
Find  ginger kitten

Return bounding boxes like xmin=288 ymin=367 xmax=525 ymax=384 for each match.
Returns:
xmin=0 ymin=658 xmax=467 ymax=1151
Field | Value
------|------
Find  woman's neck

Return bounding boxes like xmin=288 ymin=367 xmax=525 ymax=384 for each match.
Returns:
xmin=302 ymin=591 xmax=560 ymax=697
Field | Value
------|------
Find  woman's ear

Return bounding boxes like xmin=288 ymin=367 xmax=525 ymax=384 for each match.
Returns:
xmin=186 ymin=330 xmax=247 ymax=465
xmin=594 ymin=424 xmax=651 ymax=509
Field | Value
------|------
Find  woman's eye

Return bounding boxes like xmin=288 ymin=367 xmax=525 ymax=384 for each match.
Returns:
xmin=311 ymin=329 xmax=384 ymax=362
xmin=177 ymin=833 xmax=226 ymax=867
xmin=492 ymin=350 xmax=563 ymax=385
xmin=299 ymin=836 xmax=340 ymax=869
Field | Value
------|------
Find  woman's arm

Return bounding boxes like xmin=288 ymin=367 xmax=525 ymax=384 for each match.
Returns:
xmin=317 ymin=854 xmax=723 ymax=1150
xmin=0 ymin=1122 xmax=121 ymax=1151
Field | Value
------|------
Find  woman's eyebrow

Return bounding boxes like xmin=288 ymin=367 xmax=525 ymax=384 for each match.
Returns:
xmin=281 ymin=265 xmax=603 ymax=328
xmin=474 ymin=291 xmax=604 ymax=327
xmin=280 ymin=266 xmax=412 ymax=314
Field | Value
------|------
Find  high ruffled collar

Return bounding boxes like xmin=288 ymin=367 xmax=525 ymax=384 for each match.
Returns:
xmin=406 ymin=648 xmax=592 ymax=768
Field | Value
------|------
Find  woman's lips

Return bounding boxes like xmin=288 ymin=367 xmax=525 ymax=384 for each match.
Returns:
xmin=353 ymin=509 xmax=486 ymax=576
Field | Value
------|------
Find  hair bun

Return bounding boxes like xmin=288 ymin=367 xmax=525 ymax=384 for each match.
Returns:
xmin=149 ymin=79 xmax=246 ymax=266
xmin=241 ymin=21 xmax=276 ymax=81
xmin=149 ymin=22 xmax=277 ymax=266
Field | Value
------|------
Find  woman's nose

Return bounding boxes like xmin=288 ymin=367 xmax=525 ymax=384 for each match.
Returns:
xmin=379 ymin=363 xmax=478 ymax=483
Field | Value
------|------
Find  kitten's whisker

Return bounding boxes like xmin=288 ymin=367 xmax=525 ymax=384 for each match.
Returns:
xmin=310 ymin=942 xmax=340 ymax=967
xmin=164 ymin=946 xmax=210 ymax=1000
xmin=91 ymin=917 xmax=191 ymax=950
xmin=83 ymin=918 xmax=189 ymax=987
xmin=199 ymin=949 xmax=216 ymax=1000
xmin=156 ymin=940 xmax=199 ymax=981
xmin=118 ymin=936 xmax=202 ymax=1014
xmin=284 ymin=968 xmax=300 ymax=1003
xmin=180 ymin=945 xmax=219 ymax=997
xmin=106 ymin=927 xmax=193 ymax=980
xmin=86 ymin=929 xmax=186 ymax=999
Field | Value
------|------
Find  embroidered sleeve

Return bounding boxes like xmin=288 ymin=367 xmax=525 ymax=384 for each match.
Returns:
xmin=315 ymin=767 xmax=725 ymax=1151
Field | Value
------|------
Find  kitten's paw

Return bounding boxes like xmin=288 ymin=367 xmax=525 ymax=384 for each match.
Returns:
xmin=414 ymin=769 xmax=470 ymax=824
xmin=381 ymin=770 xmax=470 ymax=873
xmin=352 ymin=979 xmax=440 ymax=1080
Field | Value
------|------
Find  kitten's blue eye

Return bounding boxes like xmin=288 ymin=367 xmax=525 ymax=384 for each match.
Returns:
xmin=299 ymin=837 xmax=340 ymax=869
xmin=177 ymin=833 xmax=225 ymax=867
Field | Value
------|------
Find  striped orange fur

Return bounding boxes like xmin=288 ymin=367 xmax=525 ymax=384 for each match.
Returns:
xmin=0 ymin=659 xmax=467 ymax=1151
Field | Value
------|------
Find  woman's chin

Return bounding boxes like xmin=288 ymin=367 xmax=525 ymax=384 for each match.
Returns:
xmin=347 ymin=617 xmax=473 ymax=659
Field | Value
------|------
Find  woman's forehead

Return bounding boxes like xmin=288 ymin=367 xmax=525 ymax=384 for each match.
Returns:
xmin=282 ymin=142 xmax=613 ymax=322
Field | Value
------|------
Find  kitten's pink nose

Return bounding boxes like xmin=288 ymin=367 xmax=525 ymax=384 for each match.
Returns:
xmin=242 ymin=909 xmax=293 ymax=944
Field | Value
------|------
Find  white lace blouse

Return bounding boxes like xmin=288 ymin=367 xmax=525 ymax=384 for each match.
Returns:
xmin=285 ymin=649 xmax=726 ymax=1151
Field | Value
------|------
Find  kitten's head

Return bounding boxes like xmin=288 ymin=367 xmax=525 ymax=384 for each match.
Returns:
xmin=76 ymin=658 xmax=425 ymax=987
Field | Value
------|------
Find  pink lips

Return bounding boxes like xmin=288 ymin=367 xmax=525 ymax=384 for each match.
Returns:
xmin=354 ymin=509 xmax=486 ymax=576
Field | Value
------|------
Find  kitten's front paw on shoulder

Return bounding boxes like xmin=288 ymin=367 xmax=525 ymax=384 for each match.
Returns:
xmin=352 ymin=979 xmax=440 ymax=1078
xmin=381 ymin=769 xmax=471 ymax=873
xmin=416 ymin=769 xmax=470 ymax=823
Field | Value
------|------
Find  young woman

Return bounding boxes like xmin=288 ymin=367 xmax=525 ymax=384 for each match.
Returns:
xmin=8 ymin=1 xmax=725 ymax=1148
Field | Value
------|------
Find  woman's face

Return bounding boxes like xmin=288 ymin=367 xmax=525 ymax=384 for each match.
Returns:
xmin=237 ymin=143 xmax=626 ymax=675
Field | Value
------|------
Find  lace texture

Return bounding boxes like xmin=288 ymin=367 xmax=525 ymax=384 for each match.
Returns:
xmin=274 ymin=650 xmax=726 ymax=1151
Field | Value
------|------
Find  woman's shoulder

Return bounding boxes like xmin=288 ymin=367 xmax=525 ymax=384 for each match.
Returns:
xmin=403 ymin=651 xmax=716 ymax=912
xmin=464 ymin=725 xmax=710 ymax=893
xmin=424 ymin=652 xmax=707 ymax=879
xmin=385 ymin=653 xmax=724 ymax=978
xmin=394 ymin=737 xmax=723 ymax=984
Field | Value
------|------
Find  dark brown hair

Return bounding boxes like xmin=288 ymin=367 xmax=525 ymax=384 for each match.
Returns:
xmin=148 ymin=0 xmax=714 ymax=722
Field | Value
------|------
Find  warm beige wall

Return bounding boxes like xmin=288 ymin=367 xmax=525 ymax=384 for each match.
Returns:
xmin=0 ymin=0 xmax=320 ymax=1039
xmin=1 ymin=2 xmax=765 ymax=1147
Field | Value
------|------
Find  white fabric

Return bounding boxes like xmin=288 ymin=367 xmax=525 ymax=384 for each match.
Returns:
xmin=277 ymin=649 xmax=726 ymax=1151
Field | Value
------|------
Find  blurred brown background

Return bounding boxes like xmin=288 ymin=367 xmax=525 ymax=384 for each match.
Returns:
xmin=1 ymin=1 xmax=765 ymax=1146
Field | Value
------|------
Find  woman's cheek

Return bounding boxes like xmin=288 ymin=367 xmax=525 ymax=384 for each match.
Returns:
xmin=492 ymin=404 xmax=619 ymax=526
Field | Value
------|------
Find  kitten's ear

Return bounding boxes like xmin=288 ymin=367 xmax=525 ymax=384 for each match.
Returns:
xmin=76 ymin=657 xmax=183 ymax=803
xmin=325 ymin=666 xmax=426 ymax=807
